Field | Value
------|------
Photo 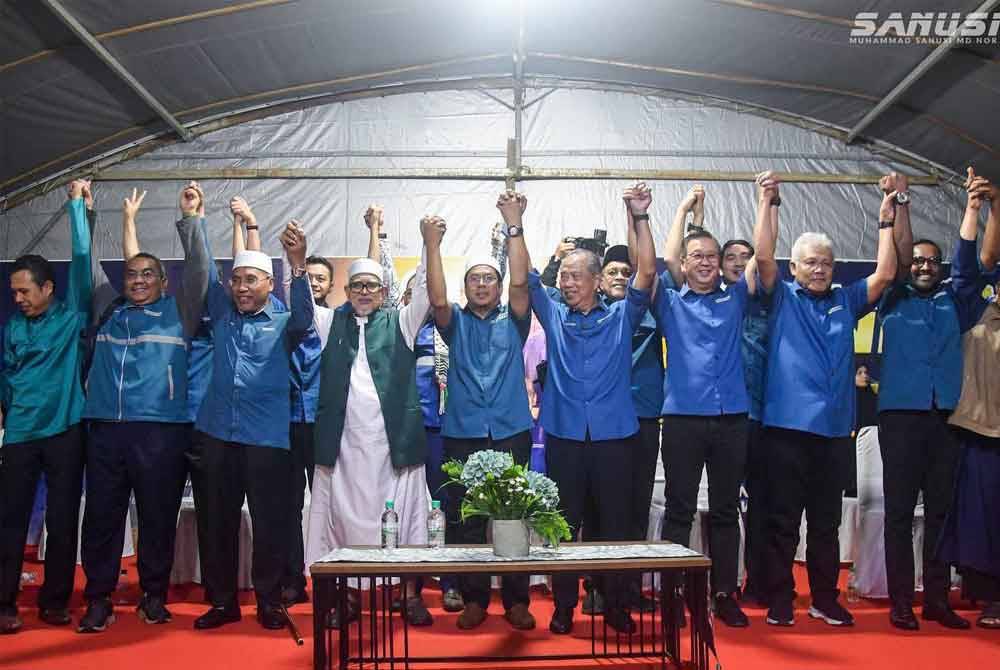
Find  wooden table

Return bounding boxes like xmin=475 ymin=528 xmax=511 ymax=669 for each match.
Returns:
xmin=310 ymin=541 xmax=714 ymax=670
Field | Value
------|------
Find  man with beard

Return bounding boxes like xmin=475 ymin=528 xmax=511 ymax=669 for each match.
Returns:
xmin=77 ymin=183 xmax=212 ymax=632
xmin=876 ymin=170 xmax=979 ymax=631
xmin=0 ymin=179 xmax=94 ymax=634
xmin=755 ymin=177 xmax=898 ymax=628
xmin=434 ymin=238 xmax=533 ymax=631
xmin=504 ymin=186 xmax=656 ymax=635
xmin=307 ymin=216 xmax=446 ymax=628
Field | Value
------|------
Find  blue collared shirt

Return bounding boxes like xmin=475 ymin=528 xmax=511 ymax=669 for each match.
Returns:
xmin=290 ymin=319 xmax=323 ymax=424
xmin=195 ymin=274 xmax=313 ymax=449
xmin=528 ymin=271 xmax=650 ymax=441
xmin=414 ymin=321 xmax=442 ymax=429
xmin=630 ymin=310 xmax=664 ymax=419
xmin=439 ymin=302 xmax=532 ymax=440
xmin=743 ymin=295 xmax=770 ymax=422
xmin=653 ymin=275 xmax=750 ymax=416
xmin=762 ymin=279 xmax=871 ymax=438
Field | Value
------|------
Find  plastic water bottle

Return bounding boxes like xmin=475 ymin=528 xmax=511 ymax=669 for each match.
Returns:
xmin=846 ymin=565 xmax=860 ymax=603
xmin=381 ymin=500 xmax=399 ymax=549
xmin=427 ymin=500 xmax=446 ymax=548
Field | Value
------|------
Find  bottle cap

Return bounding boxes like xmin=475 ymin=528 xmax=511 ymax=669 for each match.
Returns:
xmin=431 ymin=500 xmax=441 ymax=509
xmin=385 ymin=500 xmax=394 ymax=509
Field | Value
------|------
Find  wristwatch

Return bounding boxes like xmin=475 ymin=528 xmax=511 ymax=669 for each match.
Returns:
xmin=771 ymin=196 xmax=782 ymax=207
xmin=507 ymin=225 xmax=523 ymax=238
xmin=895 ymin=191 xmax=911 ymax=205
xmin=632 ymin=213 xmax=650 ymax=222
xmin=291 ymin=265 xmax=307 ymax=278
xmin=879 ymin=220 xmax=895 ymax=229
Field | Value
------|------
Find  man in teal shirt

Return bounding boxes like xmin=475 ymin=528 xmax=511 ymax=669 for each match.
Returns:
xmin=0 ymin=179 xmax=94 ymax=634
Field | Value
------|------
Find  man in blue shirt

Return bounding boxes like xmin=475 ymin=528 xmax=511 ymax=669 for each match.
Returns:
xmin=877 ymin=171 xmax=981 ymax=631
xmin=652 ymin=184 xmax=759 ymax=628
xmin=436 ymin=241 xmax=534 ymax=631
xmin=504 ymin=186 xmax=656 ymax=635
xmin=192 ymin=222 xmax=314 ymax=631
xmin=755 ymin=176 xmax=898 ymax=627
xmin=77 ymin=183 xmax=211 ymax=633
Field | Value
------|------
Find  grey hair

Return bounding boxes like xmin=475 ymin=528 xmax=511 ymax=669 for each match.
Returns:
xmin=791 ymin=232 xmax=835 ymax=264
xmin=563 ymin=249 xmax=602 ymax=276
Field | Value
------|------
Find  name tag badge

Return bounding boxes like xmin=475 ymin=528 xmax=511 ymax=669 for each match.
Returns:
xmin=261 ymin=326 xmax=276 ymax=332
xmin=828 ymin=305 xmax=844 ymax=316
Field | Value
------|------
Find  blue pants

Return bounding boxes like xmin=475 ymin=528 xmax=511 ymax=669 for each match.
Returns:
xmin=82 ymin=421 xmax=187 ymax=601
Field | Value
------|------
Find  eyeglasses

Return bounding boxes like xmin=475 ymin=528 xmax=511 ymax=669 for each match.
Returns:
xmin=685 ymin=252 xmax=719 ymax=264
xmin=603 ymin=267 xmax=633 ymax=279
xmin=912 ymin=256 xmax=942 ymax=267
xmin=230 ymin=275 xmax=264 ymax=288
xmin=466 ymin=273 xmax=499 ymax=286
xmin=800 ymin=258 xmax=833 ymax=270
xmin=348 ymin=280 xmax=383 ymax=294
xmin=125 ymin=269 xmax=160 ymax=281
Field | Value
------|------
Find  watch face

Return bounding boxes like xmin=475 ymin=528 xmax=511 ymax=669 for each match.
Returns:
xmin=896 ymin=192 xmax=910 ymax=204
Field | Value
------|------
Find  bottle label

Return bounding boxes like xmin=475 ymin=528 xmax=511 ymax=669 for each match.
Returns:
xmin=382 ymin=523 xmax=398 ymax=548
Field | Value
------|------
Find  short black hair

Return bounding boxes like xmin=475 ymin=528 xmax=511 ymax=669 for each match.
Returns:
xmin=128 ymin=252 xmax=166 ymax=278
xmin=912 ymin=238 xmax=942 ymax=259
xmin=722 ymin=239 xmax=755 ymax=257
xmin=11 ymin=254 xmax=55 ymax=288
xmin=683 ymin=230 xmax=721 ymax=256
xmin=306 ymin=255 xmax=333 ymax=276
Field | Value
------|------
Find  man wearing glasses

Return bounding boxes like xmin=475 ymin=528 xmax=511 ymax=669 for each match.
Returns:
xmin=307 ymin=215 xmax=446 ymax=628
xmin=875 ymin=172 xmax=975 ymax=631
xmin=75 ymin=183 xmax=213 ymax=633
xmin=191 ymin=220 xmax=314 ymax=631
xmin=434 ymin=241 xmax=534 ymax=632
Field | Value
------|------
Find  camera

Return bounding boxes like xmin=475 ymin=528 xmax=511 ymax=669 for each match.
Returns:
xmin=564 ymin=229 xmax=608 ymax=257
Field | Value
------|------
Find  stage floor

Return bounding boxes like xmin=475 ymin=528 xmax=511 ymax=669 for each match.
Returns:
xmin=2 ymin=549 xmax=996 ymax=670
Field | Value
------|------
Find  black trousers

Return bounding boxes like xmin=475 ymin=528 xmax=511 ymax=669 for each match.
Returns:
xmin=443 ymin=431 xmax=532 ymax=610
xmin=82 ymin=421 xmax=187 ymax=601
xmin=0 ymin=425 xmax=84 ymax=613
xmin=660 ymin=414 xmax=747 ymax=595
xmin=283 ymin=422 xmax=316 ymax=593
xmin=196 ymin=432 xmax=291 ymax=607
xmin=878 ymin=410 xmax=960 ymax=607
xmin=764 ymin=427 xmax=847 ymax=607
xmin=546 ymin=433 xmax=634 ymax=611
xmin=182 ymin=424 xmax=213 ymax=600
xmin=742 ymin=419 xmax=768 ymax=594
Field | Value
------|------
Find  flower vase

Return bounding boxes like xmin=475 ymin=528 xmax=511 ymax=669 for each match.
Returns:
xmin=491 ymin=519 xmax=530 ymax=557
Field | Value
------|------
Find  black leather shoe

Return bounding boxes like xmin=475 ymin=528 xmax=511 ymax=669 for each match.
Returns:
xmin=549 ymin=607 xmax=574 ymax=634
xmin=256 ymin=603 xmax=287 ymax=630
xmin=77 ymin=599 xmax=115 ymax=634
xmin=403 ymin=597 xmax=434 ymax=627
xmin=923 ymin=603 xmax=970 ymax=629
xmin=889 ymin=603 xmax=919 ymax=630
xmin=194 ymin=605 xmax=241 ymax=630
xmin=604 ymin=608 xmax=636 ymax=634
xmin=714 ymin=594 xmax=749 ymax=628
xmin=280 ymin=586 xmax=309 ymax=607
xmin=39 ymin=608 xmax=72 ymax=626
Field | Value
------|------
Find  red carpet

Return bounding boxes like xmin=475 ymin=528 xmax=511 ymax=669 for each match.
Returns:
xmin=2 ymin=549 xmax=997 ymax=670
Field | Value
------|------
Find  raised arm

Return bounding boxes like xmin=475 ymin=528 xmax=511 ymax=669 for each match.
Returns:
xmin=879 ymin=173 xmax=913 ymax=281
xmin=966 ymin=167 xmax=1000 ymax=269
xmin=65 ymin=179 xmax=94 ymax=316
xmin=122 ymin=188 xmax=145 ymax=261
xmin=753 ymin=172 xmax=780 ymax=293
xmin=365 ymin=205 xmax=402 ymax=308
xmin=665 ymin=186 xmax=701 ymax=287
xmin=623 ymin=182 xmax=656 ymax=292
xmin=280 ymin=220 xmax=315 ymax=341
xmin=499 ymin=191 xmax=531 ymax=319
xmin=230 ymin=196 xmax=260 ymax=256
xmin=540 ymin=239 xmax=573 ymax=288
xmin=866 ymin=188 xmax=900 ymax=305
xmin=491 ymin=221 xmax=509 ymax=280
xmin=176 ymin=188 xmax=213 ymax=341
xmin=421 ymin=215 xmax=451 ymax=328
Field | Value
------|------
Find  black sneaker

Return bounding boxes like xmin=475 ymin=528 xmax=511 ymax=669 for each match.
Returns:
xmin=441 ymin=588 xmax=464 ymax=613
xmin=194 ymin=605 xmax=242 ymax=630
xmin=808 ymin=600 xmax=854 ymax=626
xmin=38 ymin=608 xmax=72 ymax=626
xmin=922 ymin=603 xmax=970 ymax=630
xmin=766 ymin=600 xmax=794 ymax=627
xmin=137 ymin=594 xmax=172 ymax=624
xmin=889 ymin=602 xmax=919 ymax=630
xmin=78 ymin=599 xmax=115 ymax=633
xmin=714 ymin=593 xmax=749 ymax=627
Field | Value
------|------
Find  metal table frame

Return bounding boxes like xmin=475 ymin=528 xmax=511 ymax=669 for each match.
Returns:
xmin=310 ymin=541 xmax=714 ymax=670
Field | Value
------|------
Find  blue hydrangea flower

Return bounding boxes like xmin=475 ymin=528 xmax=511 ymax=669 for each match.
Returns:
xmin=524 ymin=470 xmax=560 ymax=510
xmin=460 ymin=450 xmax=514 ymax=489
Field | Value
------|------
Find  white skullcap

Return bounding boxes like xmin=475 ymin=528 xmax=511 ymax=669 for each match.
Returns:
xmin=348 ymin=258 xmax=384 ymax=281
xmin=232 ymin=250 xmax=273 ymax=276
xmin=464 ymin=255 xmax=501 ymax=280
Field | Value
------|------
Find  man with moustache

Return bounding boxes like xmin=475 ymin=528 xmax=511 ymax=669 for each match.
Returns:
xmin=755 ymin=178 xmax=898 ymax=628
xmin=75 ymin=183 xmax=212 ymax=633
xmin=504 ymin=186 xmax=656 ymax=635
xmin=192 ymin=220 xmax=314 ymax=631
xmin=306 ymin=216 xmax=447 ymax=628
xmin=0 ymin=179 xmax=94 ymax=634
xmin=434 ymin=238 xmax=534 ymax=631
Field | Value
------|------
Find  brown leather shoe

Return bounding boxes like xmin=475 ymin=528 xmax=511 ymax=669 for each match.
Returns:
xmin=456 ymin=602 xmax=487 ymax=629
xmin=503 ymin=603 xmax=536 ymax=630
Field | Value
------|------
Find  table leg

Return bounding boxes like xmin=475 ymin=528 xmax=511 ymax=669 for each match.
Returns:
xmin=313 ymin=576 xmax=329 ymax=670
